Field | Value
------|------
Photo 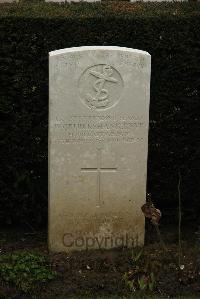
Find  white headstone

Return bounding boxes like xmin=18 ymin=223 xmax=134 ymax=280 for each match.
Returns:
xmin=48 ymin=46 xmax=151 ymax=252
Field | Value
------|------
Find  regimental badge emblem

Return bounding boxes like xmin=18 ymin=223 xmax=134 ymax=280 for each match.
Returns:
xmin=78 ymin=64 xmax=123 ymax=110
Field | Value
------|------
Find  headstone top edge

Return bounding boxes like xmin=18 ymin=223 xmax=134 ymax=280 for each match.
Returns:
xmin=49 ymin=46 xmax=151 ymax=57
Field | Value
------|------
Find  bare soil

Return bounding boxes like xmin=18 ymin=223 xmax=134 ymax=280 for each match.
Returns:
xmin=0 ymin=227 xmax=199 ymax=299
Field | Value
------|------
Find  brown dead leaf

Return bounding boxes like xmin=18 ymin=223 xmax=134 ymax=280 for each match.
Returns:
xmin=141 ymin=197 xmax=161 ymax=225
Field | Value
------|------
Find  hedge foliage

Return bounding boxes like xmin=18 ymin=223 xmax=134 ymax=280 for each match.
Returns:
xmin=0 ymin=2 xmax=200 ymax=228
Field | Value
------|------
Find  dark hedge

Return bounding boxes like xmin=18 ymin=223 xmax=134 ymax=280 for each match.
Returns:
xmin=0 ymin=2 xmax=200 ymax=228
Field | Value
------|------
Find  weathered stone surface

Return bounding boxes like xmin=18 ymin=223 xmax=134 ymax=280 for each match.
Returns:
xmin=48 ymin=46 xmax=151 ymax=252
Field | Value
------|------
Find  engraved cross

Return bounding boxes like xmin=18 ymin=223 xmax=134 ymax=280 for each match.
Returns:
xmin=81 ymin=148 xmax=117 ymax=206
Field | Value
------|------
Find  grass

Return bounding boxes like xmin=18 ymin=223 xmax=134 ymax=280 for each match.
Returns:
xmin=0 ymin=251 xmax=56 ymax=292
